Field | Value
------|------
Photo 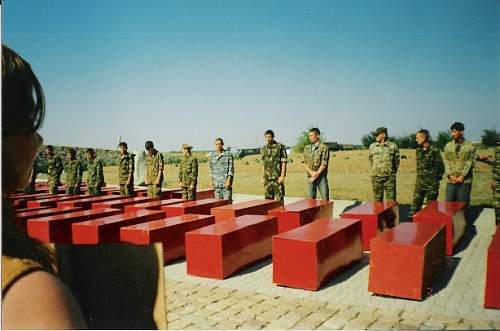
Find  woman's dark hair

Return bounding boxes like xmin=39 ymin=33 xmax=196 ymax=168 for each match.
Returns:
xmin=2 ymin=45 xmax=45 ymax=136
xmin=2 ymin=45 xmax=55 ymax=273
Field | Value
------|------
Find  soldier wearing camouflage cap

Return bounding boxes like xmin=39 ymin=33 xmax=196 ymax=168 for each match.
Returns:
xmin=118 ymin=141 xmax=135 ymax=197
xmin=260 ymin=130 xmax=287 ymax=204
xmin=64 ymin=148 xmax=83 ymax=194
xmin=85 ymin=148 xmax=104 ymax=196
xmin=368 ymin=127 xmax=400 ymax=201
xmin=45 ymin=145 xmax=63 ymax=194
xmin=145 ymin=140 xmax=164 ymax=198
xmin=409 ymin=129 xmax=444 ymax=219
xmin=178 ymin=144 xmax=198 ymax=200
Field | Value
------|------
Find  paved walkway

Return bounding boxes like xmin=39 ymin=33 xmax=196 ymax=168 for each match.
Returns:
xmin=165 ymin=195 xmax=500 ymax=330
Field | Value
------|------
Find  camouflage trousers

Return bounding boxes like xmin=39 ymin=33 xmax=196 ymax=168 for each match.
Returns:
xmin=214 ymin=186 xmax=232 ymax=202
xmin=371 ymin=174 xmax=396 ymax=201
xmin=48 ymin=177 xmax=59 ymax=194
xmin=147 ymin=184 xmax=162 ymax=198
xmin=409 ymin=184 xmax=439 ymax=219
xmin=66 ymin=184 xmax=81 ymax=195
xmin=264 ymin=180 xmax=285 ymax=204
xmin=119 ymin=184 xmax=134 ymax=197
xmin=182 ymin=186 xmax=196 ymax=200
xmin=87 ymin=186 xmax=102 ymax=196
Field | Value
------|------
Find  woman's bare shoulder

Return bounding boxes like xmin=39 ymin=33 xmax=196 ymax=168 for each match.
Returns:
xmin=2 ymin=270 xmax=87 ymax=329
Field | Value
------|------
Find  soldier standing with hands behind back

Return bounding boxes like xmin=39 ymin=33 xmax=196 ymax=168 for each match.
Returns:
xmin=144 ymin=141 xmax=164 ymax=198
xmin=65 ymin=148 xmax=83 ymax=194
xmin=409 ymin=129 xmax=444 ymax=219
xmin=118 ymin=141 xmax=135 ymax=197
xmin=86 ymin=148 xmax=104 ymax=196
xmin=369 ymin=127 xmax=400 ymax=201
xmin=179 ymin=144 xmax=198 ymax=200
xmin=45 ymin=145 xmax=63 ymax=194
xmin=260 ymin=130 xmax=287 ymax=204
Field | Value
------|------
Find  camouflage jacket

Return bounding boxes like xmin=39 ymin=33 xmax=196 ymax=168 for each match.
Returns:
xmin=416 ymin=144 xmax=444 ymax=189
xmin=87 ymin=159 xmax=104 ymax=188
xmin=119 ymin=153 xmax=135 ymax=185
xmin=47 ymin=155 xmax=63 ymax=179
xmin=493 ymin=146 xmax=500 ymax=184
xmin=179 ymin=155 xmax=198 ymax=186
xmin=209 ymin=150 xmax=234 ymax=187
xmin=443 ymin=139 xmax=476 ymax=184
xmin=261 ymin=141 xmax=287 ymax=181
xmin=369 ymin=141 xmax=400 ymax=177
xmin=65 ymin=159 xmax=83 ymax=186
xmin=146 ymin=150 xmax=164 ymax=184
xmin=302 ymin=142 xmax=330 ymax=177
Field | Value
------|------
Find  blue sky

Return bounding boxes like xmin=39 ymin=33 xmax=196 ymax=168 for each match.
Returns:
xmin=3 ymin=0 xmax=499 ymax=151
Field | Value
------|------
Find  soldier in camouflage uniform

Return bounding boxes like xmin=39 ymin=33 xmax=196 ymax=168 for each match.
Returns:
xmin=301 ymin=128 xmax=330 ymax=200
xmin=369 ymin=127 xmax=400 ymax=201
xmin=178 ymin=144 xmax=198 ymax=200
xmin=45 ymin=145 xmax=63 ymax=194
xmin=85 ymin=148 xmax=104 ymax=196
xmin=443 ymin=122 xmax=476 ymax=206
xmin=209 ymin=138 xmax=234 ymax=202
xmin=118 ymin=141 xmax=135 ymax=197
xmin=64 ymin=148 xmax=83 ymax=194
xmin=409 ymin=129 xmax=444 ymax=219
xmin=145 ymin=141 xmax=164 ymax=198
xmin=261 ymin=130 xmax=287 ymax=204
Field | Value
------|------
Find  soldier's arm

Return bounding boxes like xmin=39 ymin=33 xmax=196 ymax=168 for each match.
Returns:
xmin=178 ymin=161 xmax=183 ymax=183
xmin=301 ymin=150 xmax=313 ymax=174
xmin=76 ymin=162 xmax=83 ymax=185
xmin=435 ymin=150 xmax=445 ymax=179
xmin=442 ymin=144 xmax=452 ymax=178
xmin=156 ymin=154 xmax=164 ymax=183
xmin=227 ymin=154 xmax=234 ymax=184
xmin=127 ymin=157 xmax=134 ymax=184
xmin=460 ymin=144 xmax=476 ymax=178
xmin=57 ymin=157 xmax=64 ymax=176
xmin=98 ymin=161 xmax=104 ymax=185
xmin=368 ymin=145 xmax=373 ymax=168
xmin=316 ymin=146 xmax=329 ymax=176
xmin=393 ymin=146 xmax=400 ymax=172
xmin=280 ymin=145 xmax=288 ymax=177
xmin=192 ymin=158 xmax=199 ymax=184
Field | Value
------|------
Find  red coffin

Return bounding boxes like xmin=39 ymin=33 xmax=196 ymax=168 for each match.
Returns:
xmin=368 ymin=222 xmax=446 ymax=300
xmin=273 ymin=218 xmax=363 ymax=290
xmin=27 ymin=208 xmax=123 ymax=243
xmin=171 ymin=188 xmax=215 ymax=200
xmin=71 ymin=210 xmax=166 ymax=244
xmin=92 ymin=197 xmax=160 ymax=210
xmin=341 ymin=201 xmax=399 ymax=251
xmin=413 ymin=201 xmax=466 ymax=256
xmin=16 ymin=207 xmax=84 ymax=232
xmin=485 ymin=225 xmax=500 ymax=309
xmin=211 ymin=199 xmax=282 ymax=223
xmin=185 ymin=214 xmax=278 ymax=279
xmin=57 ymin=195 xmax=125 ymax=209
xmin=123 ymin=199 xmax=184 ymax=212
xmin=27 ymin=195 xmax=87 ymax=208
xmin=163 ymin=198 xmax=229 ymax=217
xmin=268 ymin=199 xmax=334 ymax=233
xmin=120 ymin=214 xmax=215 ymax=263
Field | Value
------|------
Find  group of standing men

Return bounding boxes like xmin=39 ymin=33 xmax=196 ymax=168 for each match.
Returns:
xmin=39 ymin=121 xmax=499 ymax=224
